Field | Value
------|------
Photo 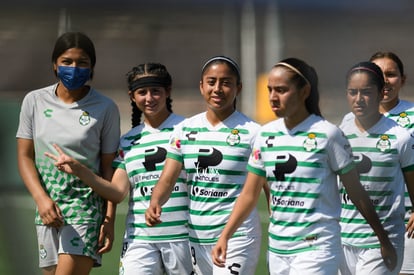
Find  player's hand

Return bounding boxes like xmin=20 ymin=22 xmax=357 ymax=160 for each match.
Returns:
xmin=98 ymin=217 xmax=114 ymax=254
xmin=145 ymin=204 xmax=162 ymax=226
xmin=380 ymin=237 xmax=397 ymax=271
xmin=44 ymin=144 xmax=79 ymax=175
xmin=211 ymin=237 xmax=227 ymax=267
xmin=37 ymin=196 xmax=64 ymax=228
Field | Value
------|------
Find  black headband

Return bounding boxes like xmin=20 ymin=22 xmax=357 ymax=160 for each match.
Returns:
xmin=129 ymin=76 xmax=170 ymax=91
xmin=202 ymin=56 xmax=240 ymax=77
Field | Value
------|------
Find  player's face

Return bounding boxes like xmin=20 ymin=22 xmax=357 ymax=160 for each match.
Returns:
xmin=372 ymin=57 xmax=405 ymax=106
xmin=346 ymin=72 xmax=382 ymax=120
xmin=54 ymin=47 xmax=92 ymax=70
xmin=267 ymin=66 xmax=309 ymax=119
xmin=200 ymin=63 xmax=241 ymax=116
xmin=130 ymin=86 xmax=170 ymax=118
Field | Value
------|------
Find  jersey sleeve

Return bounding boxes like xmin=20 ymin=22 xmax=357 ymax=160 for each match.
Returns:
xmin=166 ymin=121 xmax=184 ymax=163
xmin=327 ymin=126 xmax=355 ymax=175
xmin=246 ymin=130 xmax=266 ymax=177
xmin=16 ymin=92 xmax=35 ymax=139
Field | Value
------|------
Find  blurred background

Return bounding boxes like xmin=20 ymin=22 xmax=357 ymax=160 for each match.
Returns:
xmin=2 ymin=0 xmax=414 ymax=274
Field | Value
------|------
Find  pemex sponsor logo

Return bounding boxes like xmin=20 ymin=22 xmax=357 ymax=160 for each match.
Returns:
xmin=194 ymin=148 xmax=222 ymax=178
xmin=192 ymin=147 xmax=228 ymax=198
xmin=135 ymin=146 xmax=168 ymax=196
xmin=143 ymin=147 xmax=167 ymax=171
xmin=273 ymin=154 xmax=297 ymax=181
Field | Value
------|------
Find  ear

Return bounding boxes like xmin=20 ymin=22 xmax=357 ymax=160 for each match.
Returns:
xmin=199 ymin=80 xmax=203 ymax=95
xmin=165 ymin=86 xmax=172 ymax=98
xmin=379 ymin=87 xmax=385 ymax=101
xmin=236 ymin=82 xmax=242 ymax=97
xmin=401 ymin=74 xmax=407 ymax=86
xmin=53 ymin=63 xmax=58 ymax=76
xmin=128 ymin=90 xmax=135 ymax=102
xmin=301 ymin=84 xmax=311 ymax=101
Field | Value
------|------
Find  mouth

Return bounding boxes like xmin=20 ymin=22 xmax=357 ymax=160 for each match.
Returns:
xmin=211 ymin=96 xmax=224 ymax=103
xmin=383 ymin=86 xmax=393 ymax=93
xmin=353 ymin=105 xmax=365 ymax=112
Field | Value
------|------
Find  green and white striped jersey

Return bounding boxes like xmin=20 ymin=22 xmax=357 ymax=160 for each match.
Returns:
xmin=247 ymin=114 xmax=353 ymax=255
xmin=16 ymin=84 xmax=121 ymax=225
xmin=167 ymin=111 xmax=261 ymax=244
xmin=342 ymin=99 xmax=414 ymax=222
xmin=113 ymin=113 xmax=189 ymax=243
xmin=339 ymin=115 xmax=414 ymax=248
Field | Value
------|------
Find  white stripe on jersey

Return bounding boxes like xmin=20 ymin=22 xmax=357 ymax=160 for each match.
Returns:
xmin=340 ymin=115 xmax=414 ymax=247
xmin=114 ymin=114 xmax=189 ymax=242
xmin=168 ymin=111 xmax=262 ymax=244
xmin=247 ymin=114 xmax=352 ymax=255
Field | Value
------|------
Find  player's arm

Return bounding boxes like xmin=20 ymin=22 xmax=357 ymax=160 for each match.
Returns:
xmin=45 ymin=144 xmax=129 ymax=203
xmin=211 ymin=172 xmax=266 ymax=267
xmin=98 ymin=152 xmax=118 ymax=254
xmin=145 ymin=157 xmax=183 ymax=226
xmin=17 ymin=138 xmax=63 ymax=227
xmin=340 ymin=168 xmax=397 ymax=271
xmin=403 ymin=170 xmax=414 ymax=237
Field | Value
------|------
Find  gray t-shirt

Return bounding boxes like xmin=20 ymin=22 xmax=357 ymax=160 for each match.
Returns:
xmin=16 ymin=83 xmax=120 ymax=224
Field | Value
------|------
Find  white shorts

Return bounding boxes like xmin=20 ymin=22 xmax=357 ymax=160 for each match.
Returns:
xmin=268 ymin=246 xmax=342 ymax=275
xmin=340 ymin=244 xmax=403 ymax=275
xmin=119 ymin=240 xmax=193 ymax=275
xmin=401 ymin=232 xmax=414 ymax=274
xmin=36 ymin=224 xmax=101 ymax=268
xmin=190 ymin=236 xmax=261 ymax=275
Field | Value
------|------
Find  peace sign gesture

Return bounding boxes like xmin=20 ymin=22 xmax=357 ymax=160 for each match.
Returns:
xmin=44 ymin=143 xmax=81 ymax=175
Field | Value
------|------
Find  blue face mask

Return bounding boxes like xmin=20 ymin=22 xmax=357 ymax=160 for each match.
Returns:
xmin=57 ymin=66 xmax=91 ymax=91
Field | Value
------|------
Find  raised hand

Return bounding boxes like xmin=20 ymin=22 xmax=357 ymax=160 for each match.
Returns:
xmin=44 ymin=144 xmax=80 ymax=175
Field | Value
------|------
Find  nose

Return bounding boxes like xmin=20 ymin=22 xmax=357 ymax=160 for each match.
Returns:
xmin=212 ymin=82 xmax=222 ymax=93
xmin=269 ymin=89 xmax=278 ymax=100
xmin=145 ymin=90 xmax=154 ymax=100
xmin=355 ymin=91 xmax=364 ymax=102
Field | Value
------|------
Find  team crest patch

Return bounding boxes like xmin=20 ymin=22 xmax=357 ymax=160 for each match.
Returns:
xmin=79 ymin=111 xmax=91 ymax=126
xmin=226 ymin=129 xmax=241 ymax=146
xmin=39 ymin=244 xmax=47 ymax=259
xmin=376 ymin=134 xmax=391 ymax=152
xmin=303 ymin=133 xmax=317 ymax=152
xmin=397 ymin=112 xmax=410 ymax=128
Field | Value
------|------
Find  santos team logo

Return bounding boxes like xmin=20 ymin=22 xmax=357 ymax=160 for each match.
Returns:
xmin=397 ymin=112 xmax=410 ymax=128
xmin=79 ymin=111 xmax=91 ymax=126
xmin=376 ymin=134 xmax=391 ymax=152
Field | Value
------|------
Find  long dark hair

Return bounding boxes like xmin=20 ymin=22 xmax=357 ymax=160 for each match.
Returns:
xmin=51 ymin=32 xmax=96 ymax=78
xmin=346 ymin=61 xmax=385 ymax=93
xmin=126 ymin=63 xmax=173 ymax=127
xmin=274 ymin=57 xmax=322 ymax=116
xmin=370 ymin=51 xmax=405 ymax=77
xmin=201 ymin=55 xmax=241 ymax=108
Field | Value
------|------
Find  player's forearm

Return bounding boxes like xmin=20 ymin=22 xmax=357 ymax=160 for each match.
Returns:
xmin=342 ymin=170 xmax=389 ymax=242
xmin=18 ymin=155 xmax=50 ymax=204
xmin=75 ymin=164 xmax=124 ymax=203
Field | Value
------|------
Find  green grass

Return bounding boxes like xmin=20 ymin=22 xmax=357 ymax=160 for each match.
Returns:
xmin=0 ymin=192 xmax=269 ymax=275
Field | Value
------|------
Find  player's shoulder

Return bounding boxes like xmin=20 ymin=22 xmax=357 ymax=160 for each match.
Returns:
xmin=23 ymin=84 xmax=57 ymax=100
